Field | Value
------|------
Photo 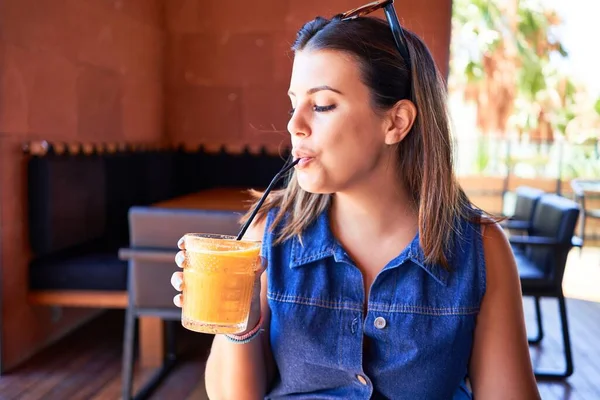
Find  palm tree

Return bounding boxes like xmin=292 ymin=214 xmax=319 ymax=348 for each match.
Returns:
xmin=451 ymin=0 xmax=570 ymax=142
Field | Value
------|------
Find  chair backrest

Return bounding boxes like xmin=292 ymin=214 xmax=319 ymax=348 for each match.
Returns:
xmin=527 ymin=194 xmax=580 ymax=282
xmin=512 ymin=186 xmax=545 ymax=224
xmin=127 ymin=207 xmax=243 ymax=310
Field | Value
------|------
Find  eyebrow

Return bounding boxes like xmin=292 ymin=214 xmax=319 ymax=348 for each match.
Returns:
xmin=288 ymin=85 xmax=343 ymax=97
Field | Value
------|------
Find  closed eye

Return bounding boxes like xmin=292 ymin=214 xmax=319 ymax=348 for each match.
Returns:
xmin=314 ymin=104 xmax=336 ymax=112
xmin=288 ymin=104 xmax=336 ymax=116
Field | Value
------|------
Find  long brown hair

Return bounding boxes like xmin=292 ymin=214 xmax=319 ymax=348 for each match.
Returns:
xmin=241 ymin=15 xmax=483 ymax=268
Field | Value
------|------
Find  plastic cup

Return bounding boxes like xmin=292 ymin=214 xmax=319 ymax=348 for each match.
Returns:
xmin=181 ymin=233 xmax=262 ymax=334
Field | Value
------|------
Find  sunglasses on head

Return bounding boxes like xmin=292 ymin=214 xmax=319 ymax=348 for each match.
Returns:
xmin=341 ymin=0 xmax=412 ymax=70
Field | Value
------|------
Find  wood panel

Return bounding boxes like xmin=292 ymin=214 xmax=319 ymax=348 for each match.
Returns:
xmin=27 ymin=291 xmax=128 ymax=308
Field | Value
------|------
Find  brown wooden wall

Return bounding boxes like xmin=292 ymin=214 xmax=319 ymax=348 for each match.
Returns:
xmin=0 ymin=0 xmax=165 ymax=370
xmin=0 ymin=0 xmax=452 ymax=370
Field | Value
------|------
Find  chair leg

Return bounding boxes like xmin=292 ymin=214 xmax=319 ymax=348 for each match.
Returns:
xmin=528 ymin=296 xmax=544 ymax=345
xmin=578 ymin=214 xmax=586 ymax=257
xmin=130 ymin=320 xmax=179 ymax=400
xmin=165 ymin=320 xmax=178 ymax=362
xmin=121 ymin=306 xmax=137 ymax=400
xmin=534 ymin=296 xmax=574 ymax=380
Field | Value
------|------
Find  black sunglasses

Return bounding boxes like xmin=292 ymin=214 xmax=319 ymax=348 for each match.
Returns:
xmin=341 ymin=0 xmax=412 ymax=69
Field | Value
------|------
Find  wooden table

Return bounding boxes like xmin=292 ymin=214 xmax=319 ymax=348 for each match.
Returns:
xmin=136 ymin=187 xmax=257 ymax=368
xmin=152 ymin=187 xmax=257 ymax=211
xmin=570 ymin=179 xmax=600 ymax=244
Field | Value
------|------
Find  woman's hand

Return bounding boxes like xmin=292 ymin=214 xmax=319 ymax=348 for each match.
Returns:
xmin=171 ymin=236 xmax=187 ymax=307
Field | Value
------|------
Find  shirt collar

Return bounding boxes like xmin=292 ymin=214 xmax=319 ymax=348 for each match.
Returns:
xmin=289 ymin=210 xmax=337 ymax=268
xmin=288 ymin=208 xmax=449 ymax=286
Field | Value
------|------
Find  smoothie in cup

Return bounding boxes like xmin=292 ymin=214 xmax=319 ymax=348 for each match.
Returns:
xmin=181 ymin=233 xmax=262 ymax=334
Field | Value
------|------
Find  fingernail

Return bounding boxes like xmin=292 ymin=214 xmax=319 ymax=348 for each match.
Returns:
xmin=175 ymin=252 xmax=185 ymax=266
xmin=177 ymin=237 xmax=185 ymax=248
xmin=175 ymin=276 xmax=183 ymax=291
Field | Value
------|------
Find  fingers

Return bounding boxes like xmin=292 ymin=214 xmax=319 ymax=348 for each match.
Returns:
xmin=175 ymin=251 xmax=185 ymax=269
xmin=173 ymin=293 xmax=182 ymax=307
xmin=171 ymin=271 xmax=183 ymax=292
xmin=173 ymin=236 xmax=185 ymax=308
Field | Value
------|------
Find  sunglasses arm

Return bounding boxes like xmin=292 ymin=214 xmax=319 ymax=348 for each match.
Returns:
xmin=383 ymin=4 xmax=411 ymax=65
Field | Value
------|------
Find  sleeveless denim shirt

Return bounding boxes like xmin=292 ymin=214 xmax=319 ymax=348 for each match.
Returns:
xmin=262 ymin=205 xmax=485 ymax=399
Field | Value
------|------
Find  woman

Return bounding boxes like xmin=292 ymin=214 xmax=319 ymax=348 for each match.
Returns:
xmin=172 ymin=2 xmax=540 ymax=398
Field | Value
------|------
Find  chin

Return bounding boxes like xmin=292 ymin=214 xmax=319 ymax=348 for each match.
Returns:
xmin=296 ymin=176 xmax=333 ymax=195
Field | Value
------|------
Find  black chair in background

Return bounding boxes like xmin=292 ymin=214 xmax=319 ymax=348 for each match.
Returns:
xmin=502 ymin=186 xmax=545 ymax=232
xmin=502 ymin=186 xmax=545 ymax=255
xmin=509 ymin=194 xmax=581 ymax=379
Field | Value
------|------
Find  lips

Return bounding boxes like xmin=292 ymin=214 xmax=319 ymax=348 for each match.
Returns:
xmin=292 ymin=148 xmax=316 ymax=160
xmin=292 ymin=148 xmax=315 ymax=168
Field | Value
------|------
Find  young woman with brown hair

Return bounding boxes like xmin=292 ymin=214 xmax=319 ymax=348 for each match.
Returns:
xmin=172 ymin=1 xmax=540 ymax=398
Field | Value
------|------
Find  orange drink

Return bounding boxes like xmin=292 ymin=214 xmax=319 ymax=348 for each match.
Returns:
xmin=181 ymin=233 xmax=262 ymax=334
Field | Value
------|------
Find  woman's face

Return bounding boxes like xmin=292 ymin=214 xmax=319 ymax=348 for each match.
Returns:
xmin=287 ymin=49 xmax=395 ymax=194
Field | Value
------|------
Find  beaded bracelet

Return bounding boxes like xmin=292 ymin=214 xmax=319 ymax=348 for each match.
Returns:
xmin=225 ymin=315 xmax=264 ymax=344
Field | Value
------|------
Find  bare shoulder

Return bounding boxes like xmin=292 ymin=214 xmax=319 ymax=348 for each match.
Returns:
xmin=481 ymin=218 xmax=514 ymax=272
xmin=479 ymin=219 xmax=517 ymax=286
xmin=480 ymin=218 xmax=510 ymax=253
xmin=242 ymin=216 xmax=268 ymax=242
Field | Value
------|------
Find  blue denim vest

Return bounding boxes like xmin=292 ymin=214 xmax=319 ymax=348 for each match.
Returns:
xmin=262 ymin=205 xmax=485 ymax=399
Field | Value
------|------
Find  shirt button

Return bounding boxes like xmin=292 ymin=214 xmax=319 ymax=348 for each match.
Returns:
xmin=357 ymin=375 xmax=368 ymax=385
xmin=374 ymin=316 xmax=387 ymax=329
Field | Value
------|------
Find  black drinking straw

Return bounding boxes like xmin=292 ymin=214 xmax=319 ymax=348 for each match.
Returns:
xmin=236 ymin=158 xmax=300 ymax=240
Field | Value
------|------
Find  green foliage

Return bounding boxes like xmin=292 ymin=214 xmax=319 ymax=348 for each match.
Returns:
xmin=465 ymin=61 xmax=484 ymax=81
xmin=474 ymin=139 xmax=490 ymax=173
xmin=451 ymin=0 xmax=577 ymax=137
xmin=451 ymin=0 xmax=598 ymax=179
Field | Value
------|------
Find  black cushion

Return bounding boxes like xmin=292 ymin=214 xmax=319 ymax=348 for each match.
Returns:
xmin=515 ymin=252 xmax=545 ymax=284
xmin=103 ymin=151 xmax=145 ymax=245
xmin=28 ymin=155 xmax=107 ymax=257
xmin=138 ymin=151 xmax=177 ymax=204
xmin=29 ymin=242 xmax=127 ymax=291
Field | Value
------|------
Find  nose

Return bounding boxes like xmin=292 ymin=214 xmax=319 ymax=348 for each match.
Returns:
xmin=287 ymin=107 xmax=310 ymax=138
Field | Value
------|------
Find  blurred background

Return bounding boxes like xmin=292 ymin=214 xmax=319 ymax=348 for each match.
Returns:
xmin=449 ymin=0 xmax=599 ymax=214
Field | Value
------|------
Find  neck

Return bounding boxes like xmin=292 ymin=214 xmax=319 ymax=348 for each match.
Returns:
xmin=330 ymin=164 xmax=418 ymax=240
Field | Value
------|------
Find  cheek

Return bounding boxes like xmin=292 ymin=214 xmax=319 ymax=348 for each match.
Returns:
xmin=318 ymin=112 xmax=382 ymax=159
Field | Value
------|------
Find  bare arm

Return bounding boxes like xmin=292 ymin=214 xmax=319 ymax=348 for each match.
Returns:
xmin=204 ymin=219 xmax=276 ymax=400
xmin=172 ymin=220 xmax=275 ymax=400
xmin=469 ymin=222 xmax=540 ymax=399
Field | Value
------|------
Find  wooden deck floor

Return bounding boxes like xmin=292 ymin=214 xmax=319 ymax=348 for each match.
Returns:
xmin=1 ymin=247 xmax=599 ymax=400
xmin=0 ymin=310 xmax=212 ymax=400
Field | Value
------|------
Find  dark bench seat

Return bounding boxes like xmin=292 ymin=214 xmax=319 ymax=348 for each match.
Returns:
xmin=29 ymin=242 xmax=127 ymax=291
xmin=26 ymin=146 xmax=185 ymax=306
